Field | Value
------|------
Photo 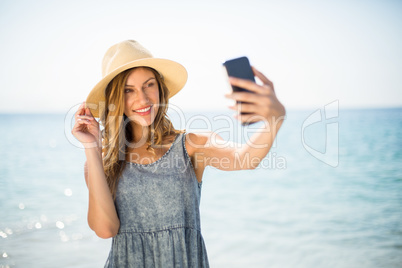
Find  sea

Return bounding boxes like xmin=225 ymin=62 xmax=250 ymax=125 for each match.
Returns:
xmin=0 ymin=106 xmax=401 ymax=268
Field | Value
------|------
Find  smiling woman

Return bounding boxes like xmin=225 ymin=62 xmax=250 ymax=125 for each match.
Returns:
xmin=71 ymin=39 xmax=285 ymax=267
xmin=123 ymin=68 xmax=161 ymax=135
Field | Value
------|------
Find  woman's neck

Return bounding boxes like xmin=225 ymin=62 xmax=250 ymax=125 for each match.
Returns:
xmin=129 ymin=121 xmax=151 ymax=145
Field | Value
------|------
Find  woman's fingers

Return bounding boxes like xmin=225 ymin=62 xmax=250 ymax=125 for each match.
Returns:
xmin=75 ymin=102 xmax=86 ymax=117
xmin=229 ymin=77 xmax=267 ymax=95
xmin=251 ymin=66 xmax=274 ymax=89
xmin=74 ymin=103 xmax=99 ymax=137
xmin=225 ymin=91 xmax=268 ymax=105
xmin=85 ymin=107 xmax=94 ymax=117
xmin=226 ymin=68 xmax=284 ymax=125
xmin=71 ymin=103 xmax=101 ymax=148
xmin=72 ymin=120 xmax=89 ymax=136
xmin=229 ymin=102 xmax=259 ymax=113
xmin=74 ymin=119 xmax=91 ymax=129
xmin=74 ymin=113 xmax=100 ymax=134
xmin=75 ymin=102 xmax=97 ymax=121
xmin=73 ymin=119 xmax=97 ymax=138
xmin=234 ymin=113 xmax=267 ymax=124
xmin=77 ymin=115 xmax=94 ymax=121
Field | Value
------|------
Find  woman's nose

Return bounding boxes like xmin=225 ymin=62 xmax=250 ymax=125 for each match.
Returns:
xmin=136 ymin=89 xmax=149 ymax=104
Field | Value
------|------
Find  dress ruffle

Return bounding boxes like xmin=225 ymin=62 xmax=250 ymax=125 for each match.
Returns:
xmin=105 ymin=226 xmax=209 ymax=268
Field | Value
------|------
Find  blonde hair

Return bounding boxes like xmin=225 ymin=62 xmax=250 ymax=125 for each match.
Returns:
xmin=100 ymin=67 xmax=184 ymax=199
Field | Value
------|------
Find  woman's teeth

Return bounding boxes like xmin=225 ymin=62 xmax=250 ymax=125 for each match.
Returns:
xmin=135 ymin=106 xmax=151 ymax=112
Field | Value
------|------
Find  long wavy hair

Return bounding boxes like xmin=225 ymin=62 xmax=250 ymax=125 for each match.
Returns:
xmin=100 ymin=67 xmax=184 ymax=200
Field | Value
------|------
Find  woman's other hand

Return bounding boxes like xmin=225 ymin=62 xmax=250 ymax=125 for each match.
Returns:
xmin=72 ymin=102 xmax=101 ymax=149
xmin=225 ymin=66 xmax=286 ymax=126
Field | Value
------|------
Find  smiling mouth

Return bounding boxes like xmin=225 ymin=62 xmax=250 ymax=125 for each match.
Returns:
xmin=134 ymin=105 xmax=152 ymax=113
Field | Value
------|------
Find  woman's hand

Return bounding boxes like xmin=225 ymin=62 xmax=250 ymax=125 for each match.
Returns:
xmin=72 ymin=102 xmax=101 ymax=149
xmin=225 ymin=66 xmax=286 ymax=127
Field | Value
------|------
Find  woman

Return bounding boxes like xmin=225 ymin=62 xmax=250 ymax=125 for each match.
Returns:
xmin=72 ymin=40 xmax=285 ymax=267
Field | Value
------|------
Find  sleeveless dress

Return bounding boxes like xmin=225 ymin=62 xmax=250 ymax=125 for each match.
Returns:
xmin=104 ymin=132 xmax=210 ymax=268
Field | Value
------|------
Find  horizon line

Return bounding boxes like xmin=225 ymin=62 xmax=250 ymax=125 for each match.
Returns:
xmin=0 ymin=105 xmax=401 ymax=115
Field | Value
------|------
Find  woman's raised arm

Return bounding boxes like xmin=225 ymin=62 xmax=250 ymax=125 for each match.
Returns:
xmin=72 ymin=102 xmax=120 ymax=238
xmin=186 ymin=67 xmax=286 ymax=171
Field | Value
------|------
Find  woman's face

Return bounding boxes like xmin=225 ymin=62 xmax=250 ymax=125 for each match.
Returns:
xmin=124 ymin=68 xmax=160 ymax=127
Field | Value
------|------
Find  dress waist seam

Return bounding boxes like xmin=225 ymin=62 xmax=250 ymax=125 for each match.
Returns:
xmin=118 ymin=224 xmax=201 ymax=234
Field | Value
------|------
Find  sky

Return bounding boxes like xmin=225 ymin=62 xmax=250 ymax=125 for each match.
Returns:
xmin=0 ymin=0 xmax=401 ymax=113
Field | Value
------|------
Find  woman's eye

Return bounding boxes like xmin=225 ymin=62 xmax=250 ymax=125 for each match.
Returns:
xmin=124 ymin=89 xmax=132 ymax=93
xmin=146 ymin=82 xmax=155 ymax=88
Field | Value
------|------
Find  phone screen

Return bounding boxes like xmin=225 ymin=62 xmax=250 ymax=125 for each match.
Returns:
xmin=223 ymin=56 xmax=255 ymax=93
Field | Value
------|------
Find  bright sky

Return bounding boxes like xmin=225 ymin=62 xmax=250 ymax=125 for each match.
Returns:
xmin=0 ymin=0 xmax=401 ymax=113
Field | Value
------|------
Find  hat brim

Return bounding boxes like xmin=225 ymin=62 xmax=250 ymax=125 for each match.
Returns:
xmin=86 ymin=58 xmax=187 ymax=118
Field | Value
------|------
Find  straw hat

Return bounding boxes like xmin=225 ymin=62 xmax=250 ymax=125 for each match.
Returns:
xmin=86 ymin=40 xmax=188 ymax=118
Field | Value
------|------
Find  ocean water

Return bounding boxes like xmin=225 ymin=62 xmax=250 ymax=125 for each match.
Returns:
xmin=0 ymin=107 xmax=401 ymax=268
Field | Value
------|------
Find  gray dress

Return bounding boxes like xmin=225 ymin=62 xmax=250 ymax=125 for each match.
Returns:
xmin=104 ymin=132 xmax=210 ymax=267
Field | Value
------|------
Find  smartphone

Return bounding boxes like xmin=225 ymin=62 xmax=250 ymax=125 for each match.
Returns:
xmin=223 ymin=56 xmax=256 ymax=125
